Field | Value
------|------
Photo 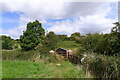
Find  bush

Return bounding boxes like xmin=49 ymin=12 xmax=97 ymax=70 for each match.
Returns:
xmin=36 ymin=43 xmax=58 ymax=63
xmin=36 ymin=44 xmax=50 ymax=57
xmin=76 ymin=33 xmax=120 ymax=56
xmin=57 ymin=34 xmax=70 ymax=41
xmin=45 ymin=31 xmax=58 ymax=50
xmin=0 ymin=35 xmax=13 ymax=50
xmin=82 ymin=54 xmax=120 ymax=78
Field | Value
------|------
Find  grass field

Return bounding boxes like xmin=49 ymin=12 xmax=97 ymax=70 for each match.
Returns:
xmin=57 ymin=41 xmax=81 ymax=49
xmin=2 ymin=41 xmax=90 ymax=78
xmin=2 ymin=41 xmax=119 ymax=78
xmin=57 ymin=41 xmax=82 ymax=54
xmin=2 ymin=60 xmax=91 ymax=78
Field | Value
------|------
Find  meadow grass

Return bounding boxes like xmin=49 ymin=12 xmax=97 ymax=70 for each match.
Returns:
xmin=2 ymin=40 xmax=119 ymax=78
xmin=57 ymin=41 xmax=82 ymax=54
xmin=57 ymin=41 xmax=81 ymax=49
xmin=2 ymin=60 xmax=91 ymax=78
xmin=2 ymin=50 xmax=38 ymax=61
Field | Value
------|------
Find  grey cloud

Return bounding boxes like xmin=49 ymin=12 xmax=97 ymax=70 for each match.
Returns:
xmin=1 ymin=1 xmax=108 ymax=19
xmin=79 ymin=23 xmax=107 ymax=34
xmin=61 ymin=2 xmax=106 ymax=18
xmin=1 ymin=0 xmax=117 ymax=38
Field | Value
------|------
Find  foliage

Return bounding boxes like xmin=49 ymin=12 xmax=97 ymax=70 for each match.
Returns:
xmin=57 ymin=34 xmax=70 ymax=41
xmin=111 ymin=22 xmax=120 ymax=33
xmin=76 ymin=32 xmax=120 ymax=56
xmin=102 ymin=33 xmax=120 ymax=55
xmin=35 ymin=31 xmax=59 ymax=62
xmin=44 ymin=31 xmax=58 ymax=50
xmin=76 ymin=33 xmax=104 ymax=52
xmin=20 ymin=20 xmax=45 ymax=51
xmin=110 ymin=22 xmax=120 ymax=55
xmin=82 ymin=54 xmax=120 ymax=78
xmin=70 ymin=32 xmax=81 ymax=41
xmin=0 ymin=35 xmax=13 ymax=50
xmin=75 ymin=22 xmax=120 ymax=56
xmin=12 ymin=43 xmax=21 ymax=49
xmin=36 ymin=44 xmax=50 ymax=58
xmin=12 ymin=40 xmax=21 ymax=50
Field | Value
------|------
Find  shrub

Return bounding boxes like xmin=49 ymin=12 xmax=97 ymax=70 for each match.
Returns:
xmin=45 ymin=31 xmax=58 ymax=50
xmin=36 ymin=43 xmax=58 ymax=63
xmin=76 ymin=33 xmax=120 ymax=56
xmin=82 ymin=54 xmax=120 ymax=78
xmin=0 ymin=35 xmax=13 ymax=50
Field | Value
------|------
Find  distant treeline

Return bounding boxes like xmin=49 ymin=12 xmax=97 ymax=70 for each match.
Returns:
xmin=0 ymin=20 xmax=120 ymax=56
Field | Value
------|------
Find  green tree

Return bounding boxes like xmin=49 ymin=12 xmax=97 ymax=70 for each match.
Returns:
xmin=44 ymin=31 xmax=58 ymax=50
xmin=96 ymin=22 xmax=120 ymax=55
xmin=82 ymin=33 xmax=104 ymax=52
xmin=57 ymin=34 xmax=70 ymax=41
xmin=70 ymin=32 xmax=81 ymax=41
xmin=76 ymin=22 xmax=120 ymax=56
xmin=110 ymin=22 xmax=120 ymax=55
xmin=0 ymin=35 xmax=13 ymax=50
xmin=20 ymin=20 xmax=45 ymax=51
xmin=111 ymin=22 xmax=120 ymax=33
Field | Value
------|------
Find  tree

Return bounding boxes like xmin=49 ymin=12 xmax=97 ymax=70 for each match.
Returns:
xmin=96 ymin=22 xmax=120 ymax=55
xmin=57 ymin=34 xmax=70 ymax=41
xmin=111 ymin=22 xmax=120 ymax=33
xmin=0 ymin=35 xmax=13 ymax=50
xmin=44 ymin=31 xmax=58 ymax=50
xmin=75 ymin=22 xmax=120 ymax=56
xmin=110 ymin=22 xmax=120 ymax=55
xmin=70 ymin=32 xmax=81 ymax=41
xmin=20 ymin=20 xmax=45 ymax=51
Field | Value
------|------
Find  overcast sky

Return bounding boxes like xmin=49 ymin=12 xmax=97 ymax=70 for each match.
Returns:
xmin=0 ymin=0 xmax=119 ymax=39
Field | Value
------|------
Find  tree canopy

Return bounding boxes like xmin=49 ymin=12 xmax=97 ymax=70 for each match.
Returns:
xmin=70 ymin=32 xmax=81 ymax=40
xmin=57 ymin=34 xmax=70 ymax=41
xmin=0 ymin=35 xmax=13 ymax=50
xmin=20 ymin=20 xmax=45 ymax=51
xmin=111 ymin=22 xmax=120 ymax=33
xmin=44 ymin=31 xmax=58 ymax=50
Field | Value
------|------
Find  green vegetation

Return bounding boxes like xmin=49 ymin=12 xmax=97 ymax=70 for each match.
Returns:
xmin=111 ymin=22 xmax=120 ymax=32
xmin=44 ymin=31 xmax=58 ymax=50
xmin=76 ymin=31 xmax=120 ymax=56
xmin=2 ymin=60 xmax=90 ymax=78
xmin=57 ymin=34 xmax=70 ymax=41
xmin=1 ymin=21 xmax=120 ymax=78
xmin=81 ymin=54 xmax=120 ymax=78
xmin=70 ymin=32 xmax=81 ymax=41
xmin=57 ymin=41 xmax=81 ymax=50
xmin=0 ymin=35 xmax=13 ymax=50
xmin=20 ymin=20 xmax=45 ymax=51
xmin=2 ymin=50 xmax=38 ymax=61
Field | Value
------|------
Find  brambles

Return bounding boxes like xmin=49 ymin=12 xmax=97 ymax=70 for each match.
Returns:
xmin=81 ymin=54 xmax=120 ymax=78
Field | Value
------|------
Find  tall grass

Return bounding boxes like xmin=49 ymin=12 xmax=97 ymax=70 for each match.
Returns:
xmin=81 ymin=53 xmax=120 ymax=78
xmin=2 ymin=50 xmax=38 ymax=61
